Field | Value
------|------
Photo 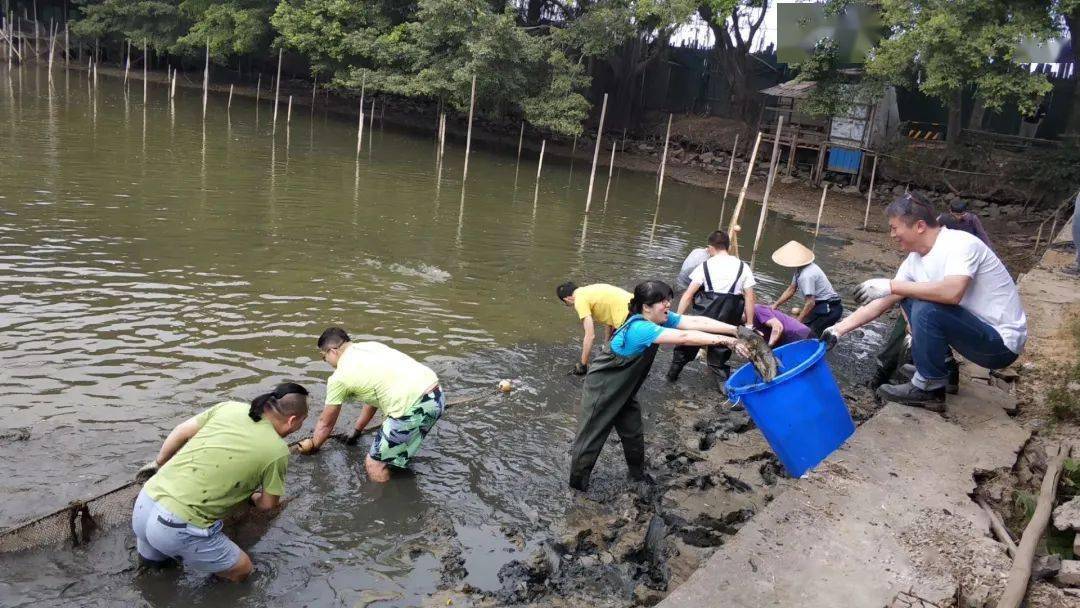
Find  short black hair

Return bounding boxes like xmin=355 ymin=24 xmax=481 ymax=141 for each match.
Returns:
xmin=317 ymin=327 xmax=350 ymax=350
xmin=707 ymin=230 xmax=730 ymax=250
xmin=885 ymin=192 xmax=940 ymax=228
xmin=556 ymin=282 xmax=577 ymax=301
xmin=949 ymin=199 xmax=968 ymax=213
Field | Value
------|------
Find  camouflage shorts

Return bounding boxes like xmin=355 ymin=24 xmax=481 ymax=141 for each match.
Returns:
xmin=369 ymin=387 xmax=445 ymax=468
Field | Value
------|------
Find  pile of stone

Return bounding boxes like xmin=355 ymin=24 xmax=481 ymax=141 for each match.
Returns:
xmin=1048 ymin=496 xmax=1080 ymax=587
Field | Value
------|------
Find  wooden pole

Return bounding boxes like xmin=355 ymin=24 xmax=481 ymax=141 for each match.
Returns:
xmin=310 ymin=73 xmax=317 ymax=116
xmin=368 ymin=98 xmax=375 ymax=148
xmin=201 ymin=38 xmax=209 ymax=120
xmin=603 ymin=141 xmax=617 ymax=205
xmin=356 ymin=77 xmax=366 ymax=155
xmin=255 ymin=73 xmax=261 ymax=106
xmin=143 ymin=39 xmax=148 ymax=105
xmin=786 ymin=131 xmax=798 ymax=176
xmin=567 ymin=132 xmax=579 ymax=183
xmin=64 ymin=22 xmax=68 ymax=65
xmin=719 ymin=133 xmax=740 ymax=227
xmin=727 ymin=131 xmax=764 ymax=256
xmin=170 ymin=70 xmax=177 ymax=100
xmin=46 ymin=21 xmax=53 ymax=79
xmin=584 ymin=93 xmax=608 ymax=212
xmin=656 ymin=113 xmax=674 ymax=204
xmin=862 ymin=153 xmax=879 ymax=229
xmin=272 ymin=47 xmax=282 ymax=132
xmin=751 ymin=115 xmax=785 ymax=259
xmin=462 ymin=74 xmax=477 ymax=185
xmin=438 ymin=112 xmax=446 ymax=162
xmin=287 ymin=94 xmax=293 ymax=125
xmin=533 ymin=139 xmax=546 ymax=208
xmin=515 ymin=121 xmax=524 ymax=168
xmin=812 ymin=184 xmax=829 ymax=251
xmin=123 ymin=40 xmax=129 ymax=84
xmin=996 ymin=444 xmax=1069 ymax=608
xmin=227 ymin=84 xmax=234 ymax=112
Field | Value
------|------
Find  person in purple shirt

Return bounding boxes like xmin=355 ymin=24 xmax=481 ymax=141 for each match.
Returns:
xmin=938 ymin=200 xmax=992 ymax=249
xmin=751 ymin=304 xmax=811 ymax=346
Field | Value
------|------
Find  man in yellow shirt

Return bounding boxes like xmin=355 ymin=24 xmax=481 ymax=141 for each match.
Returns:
xmin=556 ymin=282 xmax=632 ymax=375
xmin=296 ymin=327 xmax=443 ymax=483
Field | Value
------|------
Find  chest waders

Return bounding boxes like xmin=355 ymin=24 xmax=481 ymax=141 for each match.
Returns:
xmin=666 ymin=260 xmax=745 ymax=391
xmin=568 ymin=336 xmax=659 ymax=491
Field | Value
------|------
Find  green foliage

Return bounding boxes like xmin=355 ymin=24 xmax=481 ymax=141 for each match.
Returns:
xmin=70 ymin=0 xmax=187 ymax=51
xmin=791 ymin=37 xmax=886 ymax=118
xmin=1014 ymin=489 xmax=1038 ymax=524
xmin=866 ymin=0 xmax=1055 ymax=116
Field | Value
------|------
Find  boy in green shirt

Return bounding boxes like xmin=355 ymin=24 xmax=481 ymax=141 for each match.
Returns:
xmin=296 ymin=327 xmax=443 ymax=483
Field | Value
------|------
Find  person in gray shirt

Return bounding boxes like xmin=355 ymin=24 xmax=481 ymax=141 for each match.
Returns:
xmin=675 ymin=231 xmax=727 ymax=292
xmin=770 ymin=241 xmax=844 ymax=336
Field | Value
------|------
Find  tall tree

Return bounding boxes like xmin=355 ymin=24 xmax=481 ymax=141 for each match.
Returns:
xmin=697 ymin=0 xmax=767 ymax=121
xmin=865 ymin=0 xmax=1055 ymax=143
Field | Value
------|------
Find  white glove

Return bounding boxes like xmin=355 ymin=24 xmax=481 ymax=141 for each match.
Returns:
xmin=135 ymin=460 xmax=159 ymax=482
xmin=854 ymin=278 xmax=892 ymax=305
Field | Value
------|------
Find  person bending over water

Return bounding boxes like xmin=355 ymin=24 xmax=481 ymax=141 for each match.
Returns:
xmin=570 ymin=280 xmax=749 ymax=491
xmin=132 ymin=383 xmax=309 ymax=581
xmin=296 ymin=327 xmax=443 ymax=483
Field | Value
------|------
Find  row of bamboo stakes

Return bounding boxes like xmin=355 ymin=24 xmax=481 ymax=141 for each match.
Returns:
xmin=3 ymin=23 xmax=861 ymax=253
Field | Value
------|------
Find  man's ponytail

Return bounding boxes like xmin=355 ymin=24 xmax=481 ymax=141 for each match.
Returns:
xmin=249 ymin=382 xmax=310 ymax=422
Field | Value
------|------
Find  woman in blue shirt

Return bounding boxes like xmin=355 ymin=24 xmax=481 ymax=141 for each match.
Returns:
xmin=569 ymin=280 xmax=749 ymax=491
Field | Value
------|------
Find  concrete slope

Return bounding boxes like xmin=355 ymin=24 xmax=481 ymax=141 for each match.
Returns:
xmin=659 ymin=380 xmax=1028 ymax=607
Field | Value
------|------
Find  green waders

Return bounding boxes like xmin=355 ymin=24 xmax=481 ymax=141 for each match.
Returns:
xmin=568 ymin=342 xmax=659 ymax=491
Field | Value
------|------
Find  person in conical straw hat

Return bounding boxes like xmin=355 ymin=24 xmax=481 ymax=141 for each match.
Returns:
xmin=769 ymin=240 xmax=844 ymax=338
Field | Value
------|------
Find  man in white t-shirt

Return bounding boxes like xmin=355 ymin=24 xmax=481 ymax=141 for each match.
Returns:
xmin=822 ymin=193 xmax=1026 ymax=412
xmin=669 ymin=229 xmax=756 ymax=390
xmin=674 ymin=231 xmax=728 ymax=292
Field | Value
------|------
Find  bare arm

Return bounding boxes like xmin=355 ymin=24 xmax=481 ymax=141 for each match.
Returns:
xmin=796 ymin=295 xmax=815 ymax=322
xmin=675 ymin=314 xmax=738 ymax=335
xmin=249 ymin=491 xmax=281 ymax=511
xmin=831 ymin=294 xmax=902 ymax=337
xmin=890 ymin=276 xmax=971 ymax=306
xmin=773 ymin=283 xmax=796 ymax=308
xmin=155 ymin=416 xmax=203 ymax=466
xmin=580 ymin=317 xmax=596 ymax=366
xmin=654 ymin=328 xmax=751 ymax=357
xmin=353 ymin=404 xmax=377 ymax=434
xmin=677 ymin=281 xmax=701 ymax=315
xmin=309 ymin=404 xmax=342 ymax=450
xmin=766 ymin=318 xmax=784 ymax=346
xmin=743 ymin=287 xmax=756 ymax=327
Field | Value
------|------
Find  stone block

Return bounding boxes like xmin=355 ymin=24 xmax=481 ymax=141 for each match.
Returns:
xmin=1057 ymin=560 xmax=1080 ymax=586
xmin=1053 ymin=496 xmax=1080 ymax=531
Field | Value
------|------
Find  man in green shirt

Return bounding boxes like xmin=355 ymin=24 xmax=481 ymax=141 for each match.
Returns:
xmin=132 ymin=383 xmax=309 ymax=581
xmin=296 ymin=327 xmax=444 ymax=483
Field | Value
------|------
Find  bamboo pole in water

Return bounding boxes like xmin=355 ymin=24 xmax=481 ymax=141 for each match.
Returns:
xmin=356 ymin=77 xmax=366 ymax=156
xmin=123 ymin=40 xmax=129 ymax=84
xmin=751 ymin=115 xmax=785 ymax=260
xmin=515 ymin=121 xmax=524 ymax=169
xmin=533 ymin=139 xmax=546 ymax=208
xmin=63 ymin=22 xmax=68 ymax=65
xmin=727 ymin=131 xmax=763 ymax=257
xmin=170 ymin=70 xmax=177 ymax=100
xmin=310 ymin=73 xmax=317 ymax=117
xmin=227 ymin=84 xmax=233 ymax=112
xmin=584 ymin=93 xmax=608 ymax=213
xmin=812 ymin=184 xmax=829 ymax=251
xmin=201 ymin=39 xmax=209 ymax=120
xmin=287 ymin=95 xmax=293 ymax=124
xmin=719 ymin=133 xmax=740 ymax=227
xmin=862 ymin=154 xmax=879 ymax=229
xmin=656 ymin=113 xmax=673 ymax=204
xmin=143 ymin=39 xmax=148 ymax=105
xmin=438 ymin=112 xmax=446 ymax=162
xmin=46 ymin=21 xmax=54 ymax=81
xmin=272 ymin=48 xmax=282 ymax=133
xmin=603 ymin=141 xmax=617 ymax=205
xmin=567 ymin=133 xmax=578 ymax=181
xmin=368 ymin=98 xmax=375 ymax=149
xmin=462 ymin=74 xmax=477 ymax=186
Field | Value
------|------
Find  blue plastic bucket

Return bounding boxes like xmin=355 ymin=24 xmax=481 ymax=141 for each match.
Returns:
xmin=725 ymin=340 xmax=855 ymax=477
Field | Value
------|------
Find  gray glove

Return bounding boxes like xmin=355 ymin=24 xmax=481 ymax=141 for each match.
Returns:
xmin=135 ymin=460 xmax=159 ymax=482
xmin=820 ymin=327 xmax=839 ymax=351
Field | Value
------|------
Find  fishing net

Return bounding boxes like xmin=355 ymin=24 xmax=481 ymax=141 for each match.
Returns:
xmin=0 ymin=481 xmax=142 ymax=554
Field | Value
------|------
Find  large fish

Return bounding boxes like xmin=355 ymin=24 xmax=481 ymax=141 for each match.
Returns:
xmin=736 ymin=326 xmax=779 ymax=383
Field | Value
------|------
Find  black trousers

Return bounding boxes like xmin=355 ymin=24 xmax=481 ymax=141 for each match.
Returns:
xmin=667 ymin=343 xmax=732 ymax=390
xmin=805 ymin=300 xmax=843 ymax=337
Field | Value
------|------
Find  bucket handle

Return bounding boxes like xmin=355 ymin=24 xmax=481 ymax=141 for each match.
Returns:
xmin=724 ymin=395 xmax=741 ymax=408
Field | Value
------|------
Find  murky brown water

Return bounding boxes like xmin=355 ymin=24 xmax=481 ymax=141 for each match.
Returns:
xmin=0 ymin=65 xmax=880 ymax=606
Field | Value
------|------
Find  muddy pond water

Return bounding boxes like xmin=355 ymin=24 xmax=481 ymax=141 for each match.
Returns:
xmin=0 ymin=66 xmax=885 ymax=606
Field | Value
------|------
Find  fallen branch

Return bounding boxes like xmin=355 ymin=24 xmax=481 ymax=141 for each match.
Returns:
xmin=995 ymin=443 xmax=1070 ymax=608
xmin=977 ymin=496 xmax=1017 ymax=558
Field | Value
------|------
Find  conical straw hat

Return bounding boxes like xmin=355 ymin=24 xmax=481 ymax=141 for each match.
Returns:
xmin=771 ymin=240 xmax=815 ymax=268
